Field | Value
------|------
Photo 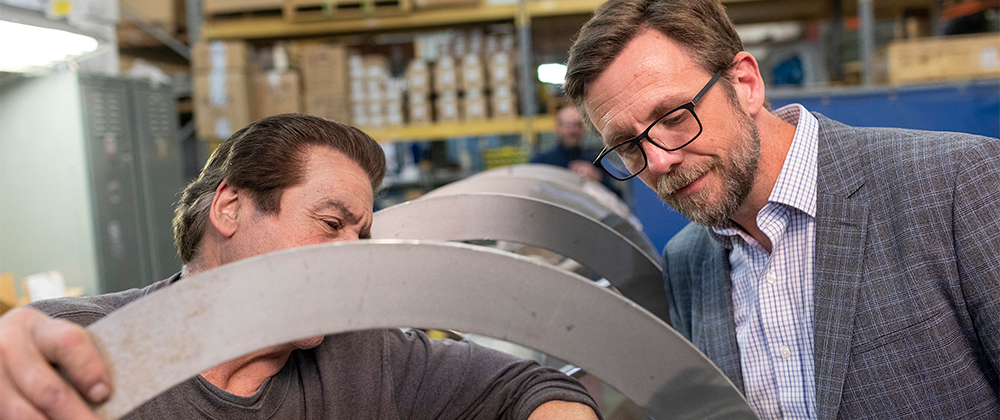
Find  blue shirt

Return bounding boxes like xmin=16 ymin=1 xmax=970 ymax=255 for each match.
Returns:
xmin=530 ymin=144 xmax=619 ymax=195
xmin=708 ymin=104 xmax=819 ymax=419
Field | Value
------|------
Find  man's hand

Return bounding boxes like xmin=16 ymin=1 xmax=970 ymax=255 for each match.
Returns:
xmin=529 ymin=400 xmax=600 ymax=419
xmin=568 ymin=160 xmax=603 ymax=183
xmin=0 ymin=307 xmax=111 ymax=420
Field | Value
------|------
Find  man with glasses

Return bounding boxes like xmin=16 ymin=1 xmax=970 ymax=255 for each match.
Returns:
xmin=564 ymin=0 xmax=1000 ymax=418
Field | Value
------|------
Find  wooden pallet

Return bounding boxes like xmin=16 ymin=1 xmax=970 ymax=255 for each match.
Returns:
xmin=284 ymin=0 xmax=411 ymax=22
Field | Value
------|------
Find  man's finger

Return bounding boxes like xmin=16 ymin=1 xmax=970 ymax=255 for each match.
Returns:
xmin=0 ymin=367 xmax=47 ymax=420
xmin=31 ymin=316 xmax=112 ymax=404
xmin=1 ymin=309 xmax=104 ymax=420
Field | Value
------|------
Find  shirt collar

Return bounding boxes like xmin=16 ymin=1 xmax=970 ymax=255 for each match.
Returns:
xmin=707 ymin=104 xmax=818 ymax=245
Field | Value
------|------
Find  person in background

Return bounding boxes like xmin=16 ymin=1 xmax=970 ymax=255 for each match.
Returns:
xmin=531 ymin=105 xmax=605 ymax=184
xmin=564 ymin=0 xmax=1000 ymax=418
xmin=0 ymin=114 xmax=600 ymax=420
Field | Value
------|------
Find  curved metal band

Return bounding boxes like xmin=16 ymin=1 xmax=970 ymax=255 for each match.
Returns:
xmin=88 ymin=241 xmax=753 ymax=419
xmin=373 ymin=193 xmax=670 ymax=323
xmin=422 ymin=173 xmax=658 ymax=260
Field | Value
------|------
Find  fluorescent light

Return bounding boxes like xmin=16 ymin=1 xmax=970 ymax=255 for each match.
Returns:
xmin=537 ymin=63 xmax=567 ymax=85
xmin=0 ymin=20 xmax=99 ymax=73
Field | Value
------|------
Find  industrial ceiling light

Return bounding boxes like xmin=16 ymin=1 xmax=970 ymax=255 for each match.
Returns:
xmin=0 ymin=20 xmax=99 ymax=73
xmin=537 ymin=63 xmax=567 ymax=85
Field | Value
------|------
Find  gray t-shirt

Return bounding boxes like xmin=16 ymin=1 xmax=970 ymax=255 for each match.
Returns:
xmin=30 ymin=274 xmax=600 ymax=419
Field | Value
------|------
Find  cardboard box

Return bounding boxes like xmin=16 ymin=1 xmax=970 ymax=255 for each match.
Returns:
xmin=409 ymin=99 xmax=432 ymax=124
xmin=0 ymin=274 xmax=19 ymax=315
xmin=350 ymin=79 xmax=365 ymax=103
xmin=352 ymin=102 xmax=369 ymax=127
xmin=251 ymin=71 xmax=302 ymax=120
xmin=386 ymin=100 xmax=404 ymax=126
xmin=297 ymin=43 xmax=348 ymax=95
xmin=363 ymin=55 xmax=391 ymax=80
xmin=349 ymin=54 xmax=365 ymax=80
xmin=463 ymin=89 xmax=487 ymax=122
xmin=435 ymin=91 xmax=460 ymax=123
xmin=304 ymin=93 xmax=351 ymax=123
xmin=192 ymin=41 xmax=249 ymax=73
xmin=491 ymin=85 xmax=518 ymax=119
xmin=460 ymin=54 xmax=485 ymax=91
xmin=888 ymin=34 xmax=1000 ymax=85
xmin=487 ymin=51 xmax=515 ymax=87
xmin=406 ymin=59 xmax=431 ymax=95
xmin=193 ymin=72 xmax=252 ymax=139
xmin=367 ymin=101 xmax=385 ymax=127
xmin=121 ymin=0 xmax=184 ymax=31
xmin=434 ymin=56 xmax=458 ymax=93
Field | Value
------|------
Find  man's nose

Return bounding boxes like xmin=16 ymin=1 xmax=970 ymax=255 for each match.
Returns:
xmin=642 ymin=140 xmax=683 ymax=174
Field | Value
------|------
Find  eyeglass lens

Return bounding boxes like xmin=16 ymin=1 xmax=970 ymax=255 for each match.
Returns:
xmin=601 ymin=107 xmax=700 ymax=179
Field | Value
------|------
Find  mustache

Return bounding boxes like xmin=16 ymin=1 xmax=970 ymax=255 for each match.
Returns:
xmin=656 ymin=160 xmax=717 ymax=195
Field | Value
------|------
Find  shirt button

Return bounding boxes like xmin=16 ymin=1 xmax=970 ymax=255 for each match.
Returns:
xmin=780 ymin=346 xmax=791 ymax=359
xmin=765 ymin=272 xmax=777 ymax=285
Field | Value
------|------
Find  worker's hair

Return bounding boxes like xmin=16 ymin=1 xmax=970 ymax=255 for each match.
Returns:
xmin=172 ymin=114 xmax=385 ymax=264
xmin=564 ymin=0 xmax=744 ymax=129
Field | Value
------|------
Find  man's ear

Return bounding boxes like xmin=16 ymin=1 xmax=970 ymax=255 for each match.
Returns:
xmin=209 ymin=179 xmax=240 ymax=238
xmin=731 ymin=51 xmax=767 ymax=116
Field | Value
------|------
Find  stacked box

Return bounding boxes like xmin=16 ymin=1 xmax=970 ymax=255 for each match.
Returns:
xmin=434 ymin=55 xmax=458 ymax=93
xmin=192 ymin=41 xmax=253 ymax=139
xmin=349 ymin=54 xmax=391 ymax=127
xmin=297 ymin=42 xmax=350 ymax=123
xmin=250 ymin=71 xmax=301 ymax=119
xmin=491 ymin=85 xmax=518 ymax=119
xmin=487 ymin=46 xmax=518 ymax=119
xmin=406 ymin=60 xmax=432 ymax=124
xmin=460 ymin=53 xmax=485 ymax=91
xmin=408 ymin=92 xmax=432 ymax=124
xmin=463 ymin=88 xmax=487 ymax=122
xmin=487 ymin=51 xmax=515 ymax=88
xmin=249 ymin=45 xmax=300 ymax=119
xmin=435 ymin=91 xmax=460 ymax=123
xmin=888 ymin=34 xmax=1000 ymax=84
xmin=405 ymin=59 xmax=431 ymax=94
xmin=386 ymin=78 xmax=406 ymax=126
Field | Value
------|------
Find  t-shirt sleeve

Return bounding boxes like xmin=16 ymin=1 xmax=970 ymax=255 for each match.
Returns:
xmin=26 ymin=276 xmax=177 ymax=328
xmin=385 ymin=329 xmax=600 ymax=420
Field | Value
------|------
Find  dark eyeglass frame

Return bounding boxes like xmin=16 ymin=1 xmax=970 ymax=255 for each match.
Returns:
xmin=594 ymin=69 xmax=724 ymax=181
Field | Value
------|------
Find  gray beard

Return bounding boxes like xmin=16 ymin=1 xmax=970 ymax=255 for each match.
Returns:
xmin=656 ymin=110 xmax=761 ymax=226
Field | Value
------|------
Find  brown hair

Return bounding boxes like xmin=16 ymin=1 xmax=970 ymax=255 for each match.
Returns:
xmin=564 ymin=0 xmax=744 ymax=128
xmin=172 ymin=114 xmax=386 ymax=263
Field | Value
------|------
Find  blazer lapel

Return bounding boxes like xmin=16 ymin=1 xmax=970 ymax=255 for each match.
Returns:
xmin=699 ymin=243 xmax=745 ymax=392
xmin=812 ymin=114 xmax=869 ymax=420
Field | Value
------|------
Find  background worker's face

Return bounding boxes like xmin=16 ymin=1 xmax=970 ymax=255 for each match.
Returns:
xmin=555 ymin=106 xmax=585 ymax=148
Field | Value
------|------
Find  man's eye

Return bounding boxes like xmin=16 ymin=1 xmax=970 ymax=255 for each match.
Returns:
xmin=325 ymin=220 xmax=342 ymax=230
xmin=660 ymin=115 xmax=684 ymax=127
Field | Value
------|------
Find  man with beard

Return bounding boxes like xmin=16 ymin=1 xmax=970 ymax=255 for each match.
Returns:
xmin=563 ymin=0 xmax=1000 ymax=418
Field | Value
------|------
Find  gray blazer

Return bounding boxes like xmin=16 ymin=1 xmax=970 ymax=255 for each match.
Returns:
xmin=663 ymin=114 xmax=1000 ymax=419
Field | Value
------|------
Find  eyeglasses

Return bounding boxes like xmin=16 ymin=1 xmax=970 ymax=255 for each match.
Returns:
xmin=594 ymin=69 xmax=723 ymax=181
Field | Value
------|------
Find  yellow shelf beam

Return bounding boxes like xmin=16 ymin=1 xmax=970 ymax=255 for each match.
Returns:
xmin=360 ymin=115 xmax=555 ymax=143
xmin=204 ymin=3 xmax=520 ymax=40
xmin=201 ymin=0 xmax=615 ymax=40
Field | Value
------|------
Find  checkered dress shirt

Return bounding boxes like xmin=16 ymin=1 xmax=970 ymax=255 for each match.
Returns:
xmin=707 ymin=104 xmax=818 ymax=419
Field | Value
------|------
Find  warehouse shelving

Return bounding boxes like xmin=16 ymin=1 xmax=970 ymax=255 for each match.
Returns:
xmin=201 ymin=0 xmax=605 ymax=40
xmin=359 ymin=115 xmax=554 ymax=143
